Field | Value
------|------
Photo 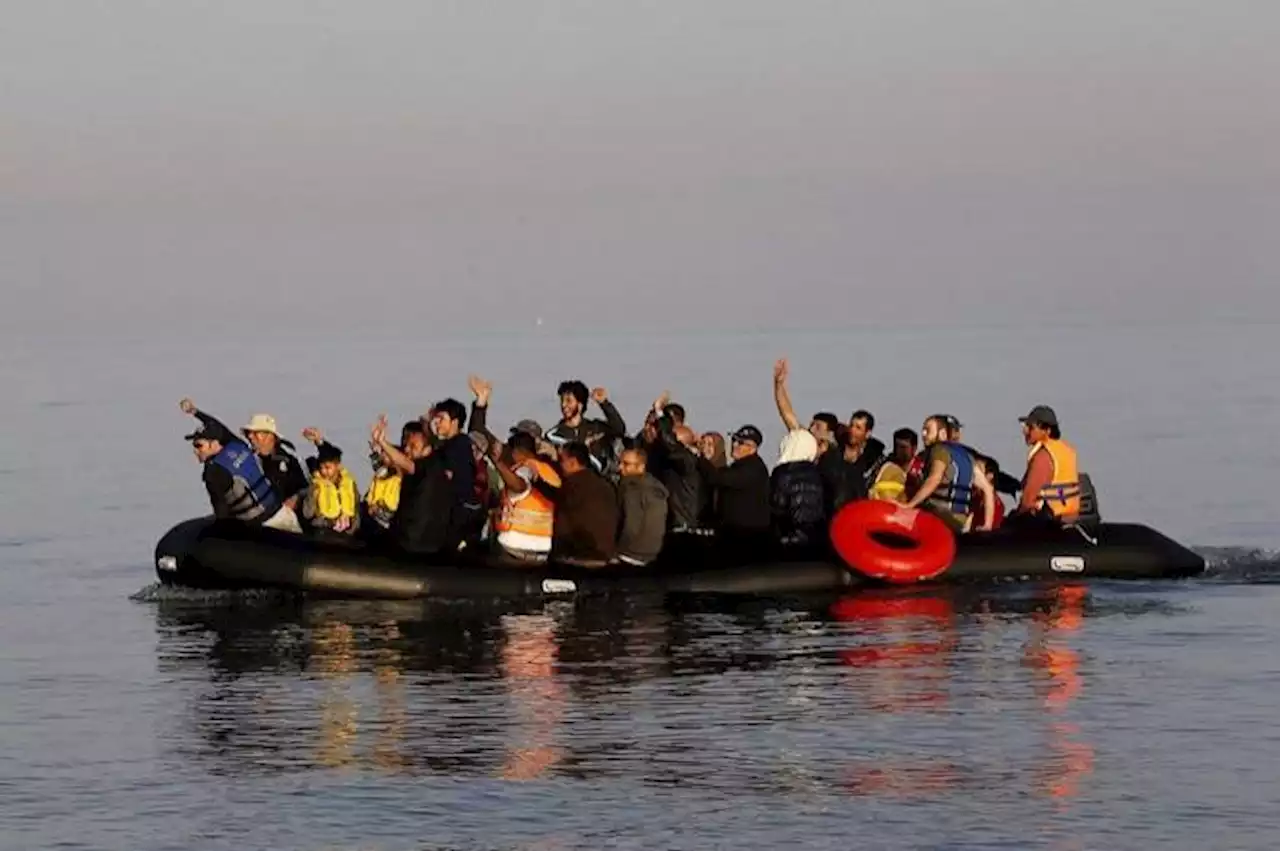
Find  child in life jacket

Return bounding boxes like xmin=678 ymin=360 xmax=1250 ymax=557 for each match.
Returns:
xmin=301 ymin=428 xmax=360 ymax=535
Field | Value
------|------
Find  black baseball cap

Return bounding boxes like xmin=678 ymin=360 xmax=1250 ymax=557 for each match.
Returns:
xmin=184 ymin=425 xmax=219 ymax=443
xmin=731 ymin=425 xmax=763 ymax=446
xmin=316 ymin=443 xmax=343 ymax=463
xmin=1018 ymin=405 xmax=1059 ymax=428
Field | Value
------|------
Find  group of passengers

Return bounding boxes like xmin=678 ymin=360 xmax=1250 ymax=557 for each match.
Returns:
xmin=178 ymin=362 xmax=1082 ymax=566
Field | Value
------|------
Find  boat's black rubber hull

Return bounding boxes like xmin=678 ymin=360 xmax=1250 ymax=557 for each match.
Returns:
xmin=154 ymin=516 xmax=1204 ymax=598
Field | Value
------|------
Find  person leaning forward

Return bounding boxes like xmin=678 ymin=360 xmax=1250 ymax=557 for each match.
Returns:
xmin=178 ymin=399 xmax=302 ymax=532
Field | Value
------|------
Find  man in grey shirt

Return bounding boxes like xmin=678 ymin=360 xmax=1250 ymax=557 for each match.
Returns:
xmin=615 ymin=446 xmax=669 ymax=566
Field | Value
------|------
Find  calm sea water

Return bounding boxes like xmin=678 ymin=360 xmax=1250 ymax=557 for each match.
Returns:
xmin=2 ymin=322 xmax=1278 ymax=850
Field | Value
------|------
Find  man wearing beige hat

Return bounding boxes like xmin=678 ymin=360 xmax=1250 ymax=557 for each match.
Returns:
xmin=180 ymin=400 xmax=309 ymax=514
xmin=178 ymin=399 xmax=304 ymax=533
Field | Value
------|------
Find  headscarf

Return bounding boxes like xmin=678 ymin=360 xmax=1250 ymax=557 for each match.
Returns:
xmin=778 ymin=428 xmax=819 ymax=465
xmin=701 ymin=432 xmax=728 ymax=468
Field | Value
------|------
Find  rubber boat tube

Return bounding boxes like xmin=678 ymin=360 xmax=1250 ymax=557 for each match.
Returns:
xmin=154 ymin=515 xmax=1205 ymax=599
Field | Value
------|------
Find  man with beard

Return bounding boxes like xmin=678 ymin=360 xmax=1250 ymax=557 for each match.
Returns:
xmin=545 ymin=380 xmax=628 ymax=472
xmin=820 ymin=409 xmax=886 ymax=513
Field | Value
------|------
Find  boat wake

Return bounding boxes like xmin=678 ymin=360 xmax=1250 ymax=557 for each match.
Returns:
xmin=1196 ymin=547 xmax=1280 ymax=583
xmin=129 ymin=582 xmax=294 ymax=605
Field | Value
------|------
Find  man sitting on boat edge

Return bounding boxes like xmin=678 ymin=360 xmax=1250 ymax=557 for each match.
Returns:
xmin=1010 ymin=405 xmax=1082 ymax=528
xmin=178 ymin=400 xmax=303 ymax=533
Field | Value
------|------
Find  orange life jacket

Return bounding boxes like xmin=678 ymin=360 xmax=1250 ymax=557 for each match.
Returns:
xmin=495 ymin=459 xmax=561 ymax=539
xmin=1029 ymin=439 xmax=1080 ymax=519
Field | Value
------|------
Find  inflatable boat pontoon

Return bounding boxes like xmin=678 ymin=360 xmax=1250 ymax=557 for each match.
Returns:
xmin=154 ymin=515 xmax=1204 ymax=599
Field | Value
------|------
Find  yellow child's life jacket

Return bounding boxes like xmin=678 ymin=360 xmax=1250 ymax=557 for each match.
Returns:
xmin=314 ymin=468 xmax=359 ymax=521
xmin=365 ymin=472 xmax=401 ymax=519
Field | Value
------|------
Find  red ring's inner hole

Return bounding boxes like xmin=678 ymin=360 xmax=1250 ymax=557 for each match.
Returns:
xmin=868 ymin=530 xmax=921 ymax=550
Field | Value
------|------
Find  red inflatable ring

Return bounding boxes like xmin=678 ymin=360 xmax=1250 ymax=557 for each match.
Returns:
xmin=829 ymin=501 xmax=957 ymax=583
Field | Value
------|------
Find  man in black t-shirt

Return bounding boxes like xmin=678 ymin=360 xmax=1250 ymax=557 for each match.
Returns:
xmin=426 ymin=398 xmax=486 ymax=549
xmin=371 ymin=415 xmax=451 ymax=555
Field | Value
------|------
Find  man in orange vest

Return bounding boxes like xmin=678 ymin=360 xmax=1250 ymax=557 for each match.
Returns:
xmin=490 ymin=432 xmax=562 ymax=563
xmin=1015 ymin=405 xmax=1081 ymax=525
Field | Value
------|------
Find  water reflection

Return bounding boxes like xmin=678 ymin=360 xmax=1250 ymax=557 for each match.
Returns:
xmin=499 ymin=613 xmax=564 ymax=780
xmin=827 ymin=586 xmax=1097 ymax=803
xmin=1025 ymin=585 xmax=1095 ymax=804
xmin=830 ymin=593 xmax=958 ymax=712
xmin=150 ymin=586 xmax=1156 ymax=799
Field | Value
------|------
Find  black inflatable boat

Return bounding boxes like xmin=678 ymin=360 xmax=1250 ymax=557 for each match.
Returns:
xmin=154 ymin=515 xmax=1204 ymax=599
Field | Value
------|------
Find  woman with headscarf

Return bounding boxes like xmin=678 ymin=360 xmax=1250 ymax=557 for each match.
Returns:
xmin=695 ymin=431 xmax=728 ymax=527
xmin=770 ymin=429 xmax=827 ymax=546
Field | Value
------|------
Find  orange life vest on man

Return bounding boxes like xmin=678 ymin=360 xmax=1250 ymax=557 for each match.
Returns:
xmin=495 ymin=459 xmax=561 ymax=545
xmin=1028 ymin=439 xmax=1080 ymax=519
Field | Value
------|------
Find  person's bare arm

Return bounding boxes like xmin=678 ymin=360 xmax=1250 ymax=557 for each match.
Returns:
xmin=773 ymin=359 xmax=801 ymax=432
xmin=904 ymin=457 xmax=947 ymax=509
xmin=491 ymin=445 xmax=531 ymax=495
xmin=371 ymin=416 xmax=416 ymax=476
xmin=973 ymin=471 xmax=996 ymax=531
xmin=1018 ymin=448 xmax=1053 ymax=513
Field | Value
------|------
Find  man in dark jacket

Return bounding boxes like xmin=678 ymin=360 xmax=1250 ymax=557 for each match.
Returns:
xmin=821 ymin=432 xmax=888 ymax=513
xmin=180 ymin=399 xmax=309 ymax=511
xmin=178 ymin=401 xmax=301 ymax=532
xmin=546 ymin=380 xmax=627 ymax=471
xmin=648 ymin=412 xmax=704 ymax=531
xmin=705 ymin=425 xmax=771 ymax=538
xmin=615 ymin=446 xmax=669 ymax=565
xmin=531 ymin=441 xmax=619 ymax=564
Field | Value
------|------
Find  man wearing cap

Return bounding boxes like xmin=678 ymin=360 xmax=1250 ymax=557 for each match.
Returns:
xmin=1015 ymin=405 xmax=1081 ymax=524
xmin=178 ymin=400 xmax=303 ymax=532
xmin=703 ymin=425 xmax=771 ymax=545
xmin=180 ymin=399 xmax=308 ymax=508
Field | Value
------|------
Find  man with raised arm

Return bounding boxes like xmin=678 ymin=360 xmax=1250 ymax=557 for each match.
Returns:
xmin=546 ymin=380 xmax=627 ymax=471
xmin=370 ymin=414 xmax=451 ymax=555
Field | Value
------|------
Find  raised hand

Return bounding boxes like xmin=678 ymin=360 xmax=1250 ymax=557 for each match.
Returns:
xmin=774 ymin=358 xmax=789 ymax=384
xmin=467 ymin=375 xmax=492 ymax=405
xmin=179 ymin=398 xmax=197 ymax=415
xmin=653 ymin=390 xmax=671 ymax=414
xmin=591 ymin=387 xmax=609 ymax=404
xmin=301 ymin=427 xmax=324 ymax=444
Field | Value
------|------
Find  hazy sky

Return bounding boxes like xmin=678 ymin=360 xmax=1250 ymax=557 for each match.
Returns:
xmin=5 ymin=1 xmax=1278 ymax=335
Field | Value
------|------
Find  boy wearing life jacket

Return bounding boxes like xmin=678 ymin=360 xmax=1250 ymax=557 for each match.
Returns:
xmin=300 ymin=428 xmax=360 ymax=535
